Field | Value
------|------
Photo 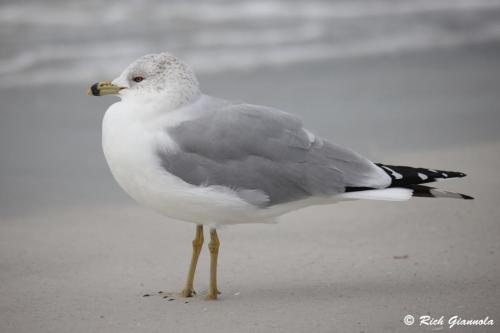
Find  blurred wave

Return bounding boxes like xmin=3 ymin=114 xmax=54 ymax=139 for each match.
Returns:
xmin=1 ymin=0 xmax=500 ymax=88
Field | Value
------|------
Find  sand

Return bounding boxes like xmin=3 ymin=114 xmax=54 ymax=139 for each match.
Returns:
xmin=1 ymin=45 xmax=500 ymax=332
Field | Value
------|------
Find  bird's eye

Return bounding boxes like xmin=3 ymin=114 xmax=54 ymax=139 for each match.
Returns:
xmin=133 ymin=76 xmax=144 ymax=83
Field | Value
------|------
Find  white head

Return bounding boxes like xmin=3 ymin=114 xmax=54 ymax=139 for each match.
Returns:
xmin=89 ymin=53 xmax=200 ymax=109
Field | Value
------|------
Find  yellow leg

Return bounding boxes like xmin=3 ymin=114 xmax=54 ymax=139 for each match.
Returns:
xmin=205 ymin=228 xmax=220 ymax=300
xmin=180 ymin=225 xmax=204 ymax=297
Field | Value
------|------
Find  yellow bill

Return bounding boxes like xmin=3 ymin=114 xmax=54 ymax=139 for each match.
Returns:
xmin=88 ymin=80 xmax=125 ymax=96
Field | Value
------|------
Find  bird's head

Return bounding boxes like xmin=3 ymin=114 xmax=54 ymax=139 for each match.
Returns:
xmin=88 ymin=52 xmax=200 ymax=107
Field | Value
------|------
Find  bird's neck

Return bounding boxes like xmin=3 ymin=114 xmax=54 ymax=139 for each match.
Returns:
xmin=122 ymin=86 xmax=201 ymax=112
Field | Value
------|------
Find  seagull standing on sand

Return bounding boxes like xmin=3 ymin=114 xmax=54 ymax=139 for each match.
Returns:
xmin=88 ymin=53 xmax=472 ymax=300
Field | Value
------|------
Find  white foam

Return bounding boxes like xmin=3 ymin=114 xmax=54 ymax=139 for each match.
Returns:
xmin=2 ymin=0 xmax=500 ymax=89
xmin=191 ymin=25 xmax=325 ymax=47
xmin=0 ymin=41 xmax=148 ymax=76
xmin=2 ymin=0 xmax=500 ymax=26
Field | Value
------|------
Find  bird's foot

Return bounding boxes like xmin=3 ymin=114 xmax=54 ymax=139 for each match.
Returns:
xmin=205 ymin=289 xmax=221 ymax=300
xmin=143 ymin=289 xmax=220 ymax=301
xmin=205 ymin=293 xmax=217 ymax=300
xmin=180 ymin=288 xmax=197 ymax=298
xmin=142 ymin=290 xmax=181 ymax=300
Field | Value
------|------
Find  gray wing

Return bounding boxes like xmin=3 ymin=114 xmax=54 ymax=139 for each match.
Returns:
xmin=158 ymin=99 xmax=389 ymax=207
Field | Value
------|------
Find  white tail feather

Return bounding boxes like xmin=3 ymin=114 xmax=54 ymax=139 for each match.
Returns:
xmin=338 ymin=188 xmax=413 ymax=201
xmin=429 ymin=188 xmax=464 ymax=199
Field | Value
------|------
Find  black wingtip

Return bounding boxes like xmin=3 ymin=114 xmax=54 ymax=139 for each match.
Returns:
xmin=444 ymin=171 xmax=467 ymax=178
xmin=461 ymin=194 xmax=474 ymax=200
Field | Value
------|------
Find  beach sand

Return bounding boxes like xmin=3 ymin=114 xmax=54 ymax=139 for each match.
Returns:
xmin=1 ymin=45 xmax=499 ymax=332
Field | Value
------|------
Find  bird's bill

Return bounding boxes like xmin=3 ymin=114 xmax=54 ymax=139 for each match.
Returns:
xmin=87 ymin=80 xmax=125 ymax=96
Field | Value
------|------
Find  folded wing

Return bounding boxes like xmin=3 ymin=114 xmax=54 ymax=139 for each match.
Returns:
xmin=158 ymin=99 xmax=390 ymax=207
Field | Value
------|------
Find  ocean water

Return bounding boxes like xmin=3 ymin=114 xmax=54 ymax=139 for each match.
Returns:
xmin=1 ymin=0 xmax=500 ymax=88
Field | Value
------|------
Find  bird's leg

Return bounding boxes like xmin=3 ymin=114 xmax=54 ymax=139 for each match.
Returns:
xmin=205 ymin=228 xmax=220 ymax=300
xmin=180 ymin=224 xmax=204 ymax=297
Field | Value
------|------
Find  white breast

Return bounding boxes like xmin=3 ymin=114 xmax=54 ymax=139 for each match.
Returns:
xmin=101 ymin=99 xmax=261 ymax=225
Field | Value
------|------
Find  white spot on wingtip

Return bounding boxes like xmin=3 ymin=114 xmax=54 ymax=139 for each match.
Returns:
xmin=442 ymin=172 xmax=448 ymax=177
xmin=417 ymin=173 xmax=428 ymax=180
xmin=380 ymin=166 xmax=403 ymax=179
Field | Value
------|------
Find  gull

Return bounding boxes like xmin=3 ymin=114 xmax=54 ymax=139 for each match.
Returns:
xmin=88 ymin=53 xmax=472 ymax=300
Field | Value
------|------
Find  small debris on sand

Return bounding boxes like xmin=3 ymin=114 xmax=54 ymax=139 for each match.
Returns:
xmin=393 ymin=255 xmax=409 ymax=259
